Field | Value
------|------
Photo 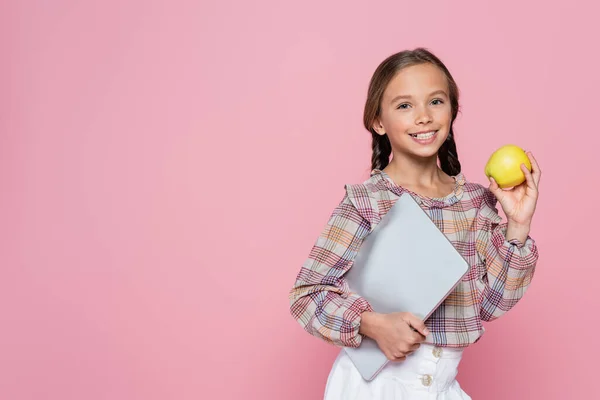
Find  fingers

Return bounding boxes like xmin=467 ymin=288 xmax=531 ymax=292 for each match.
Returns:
xmin=387 ymin=352 xmax=407 ymax=362
xmin=520 ymin=162 xmax=536 ymax=193
xmin=488 ymin=176 xmax=504 ymax=197
xmin=404 ymin=313 xmax=430 ymax=337
xmin=410 ymin=342 xmax=422 ymax=351
xmin=387 ymin=342 xmax=422 ymax=362
xmin=527 ymin=151 xmax=542 ymax=187
xmin=382 ymin=312 xmax=430 ymax=362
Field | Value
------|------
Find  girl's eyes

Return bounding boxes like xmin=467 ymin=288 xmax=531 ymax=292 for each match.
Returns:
xmin=396 ymin=99 xmax=445 ymax=109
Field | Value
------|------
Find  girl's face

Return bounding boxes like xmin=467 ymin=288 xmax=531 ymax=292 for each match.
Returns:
xmin=373 ymin=63 xmax=452 ymax=161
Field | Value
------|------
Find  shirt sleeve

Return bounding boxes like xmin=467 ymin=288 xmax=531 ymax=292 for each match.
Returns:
xmin=475 ymin=188 xmax=539 ymax=322
xmin=288 ymin=193 xmax=374 ymax=348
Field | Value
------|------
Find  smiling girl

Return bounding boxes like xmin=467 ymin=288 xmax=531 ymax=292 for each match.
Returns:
xmin=289 ymin=48 xmax=541 ymax=399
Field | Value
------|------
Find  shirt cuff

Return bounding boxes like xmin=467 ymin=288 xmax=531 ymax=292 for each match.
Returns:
xmin=493 ymin=224 xmax=539 ymax=270
xmin=342 ymin=295 xmax=374 ymax=348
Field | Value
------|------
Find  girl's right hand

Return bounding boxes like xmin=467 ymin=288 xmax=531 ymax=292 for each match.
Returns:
xmin=360 ymin=311 xmax=429 ymax=362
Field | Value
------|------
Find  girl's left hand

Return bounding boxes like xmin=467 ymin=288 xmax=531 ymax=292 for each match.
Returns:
xmin=488 ymin=151 xmax=541 ymax=226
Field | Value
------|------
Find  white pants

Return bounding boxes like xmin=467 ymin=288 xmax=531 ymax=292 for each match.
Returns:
xmin=324 ymin=344 xmax=472 ymax=400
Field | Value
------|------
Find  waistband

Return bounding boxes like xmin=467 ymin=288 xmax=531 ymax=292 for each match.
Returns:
xmin=375 ymin=343 xmax=464 ymax=392
xmin=417 ymin=343 xmax=464 ymax=359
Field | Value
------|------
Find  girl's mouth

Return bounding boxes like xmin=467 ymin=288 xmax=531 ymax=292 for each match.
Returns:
xmin=409 ymin=130 xmax=438 ymax=144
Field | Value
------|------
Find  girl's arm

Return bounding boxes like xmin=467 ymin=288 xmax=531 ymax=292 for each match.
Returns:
xmin=477 ymin=151 xmax=541 ymax=321
xmin=289 ymin=194 xmax=374 ymax=348
xmin=475 ymin=189 xmax=539 ymax=322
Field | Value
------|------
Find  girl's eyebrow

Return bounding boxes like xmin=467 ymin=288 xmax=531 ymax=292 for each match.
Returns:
xmin=390 ymin=90 xmax=449 ymax=104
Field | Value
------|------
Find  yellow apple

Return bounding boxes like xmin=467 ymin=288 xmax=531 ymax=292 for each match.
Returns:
xmin=484 ymin=145 xmax=532 ymax=188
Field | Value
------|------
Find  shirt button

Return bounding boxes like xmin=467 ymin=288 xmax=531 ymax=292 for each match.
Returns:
xmin=421 ymin=374 xmax=433 ymax=387
xmin=432 ymin=347 xmax=443 ymax=358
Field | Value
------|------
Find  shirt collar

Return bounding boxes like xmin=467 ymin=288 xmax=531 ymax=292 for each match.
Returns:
xmin=370 ymin=168 xmax=466 ymax=207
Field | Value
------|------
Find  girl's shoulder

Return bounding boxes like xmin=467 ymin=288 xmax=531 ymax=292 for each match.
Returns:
xmin=341 ymin=172 xmax=391 ymax=228
xmin=344 ymin=171 xmax=392 ymax=199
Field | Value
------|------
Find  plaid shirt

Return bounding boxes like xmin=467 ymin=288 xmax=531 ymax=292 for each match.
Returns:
xmin=289 ymin=169 xmax=538 ymax=348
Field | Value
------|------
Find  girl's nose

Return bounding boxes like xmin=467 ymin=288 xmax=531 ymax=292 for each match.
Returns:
xmin=415 ymin=108 xmax=433 ymax=125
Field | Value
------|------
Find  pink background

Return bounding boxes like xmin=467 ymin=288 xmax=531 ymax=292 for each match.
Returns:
xmin=1 ymin=1 xmax=598 ymax=399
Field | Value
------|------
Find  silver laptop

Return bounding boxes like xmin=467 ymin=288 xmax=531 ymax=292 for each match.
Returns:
xmin=343 ymin=193 xmax=470 ymax=381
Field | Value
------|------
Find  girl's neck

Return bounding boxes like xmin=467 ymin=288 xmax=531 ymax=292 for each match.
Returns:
xmin=383 ymin=155 xmax=451 ymax=188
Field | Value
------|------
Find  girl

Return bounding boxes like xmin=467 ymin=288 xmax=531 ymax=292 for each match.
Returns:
xmin=288 ymin=48 xmax=541 ymax=399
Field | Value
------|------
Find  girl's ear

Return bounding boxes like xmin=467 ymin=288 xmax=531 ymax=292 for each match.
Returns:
xmin=372 ymin=118 xmax=386 ymax=136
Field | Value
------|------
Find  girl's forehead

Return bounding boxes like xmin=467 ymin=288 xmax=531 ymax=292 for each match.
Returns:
xmin=384 ymin=64 xmax=449 ymax=98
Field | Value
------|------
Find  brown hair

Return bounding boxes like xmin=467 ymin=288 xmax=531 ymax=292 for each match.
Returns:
xmin=364 ymin=48 xmax=461 ymax=176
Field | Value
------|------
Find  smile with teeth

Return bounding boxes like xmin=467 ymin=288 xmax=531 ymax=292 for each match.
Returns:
xmin=409 ymin=130 xmax=438 ymax=139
